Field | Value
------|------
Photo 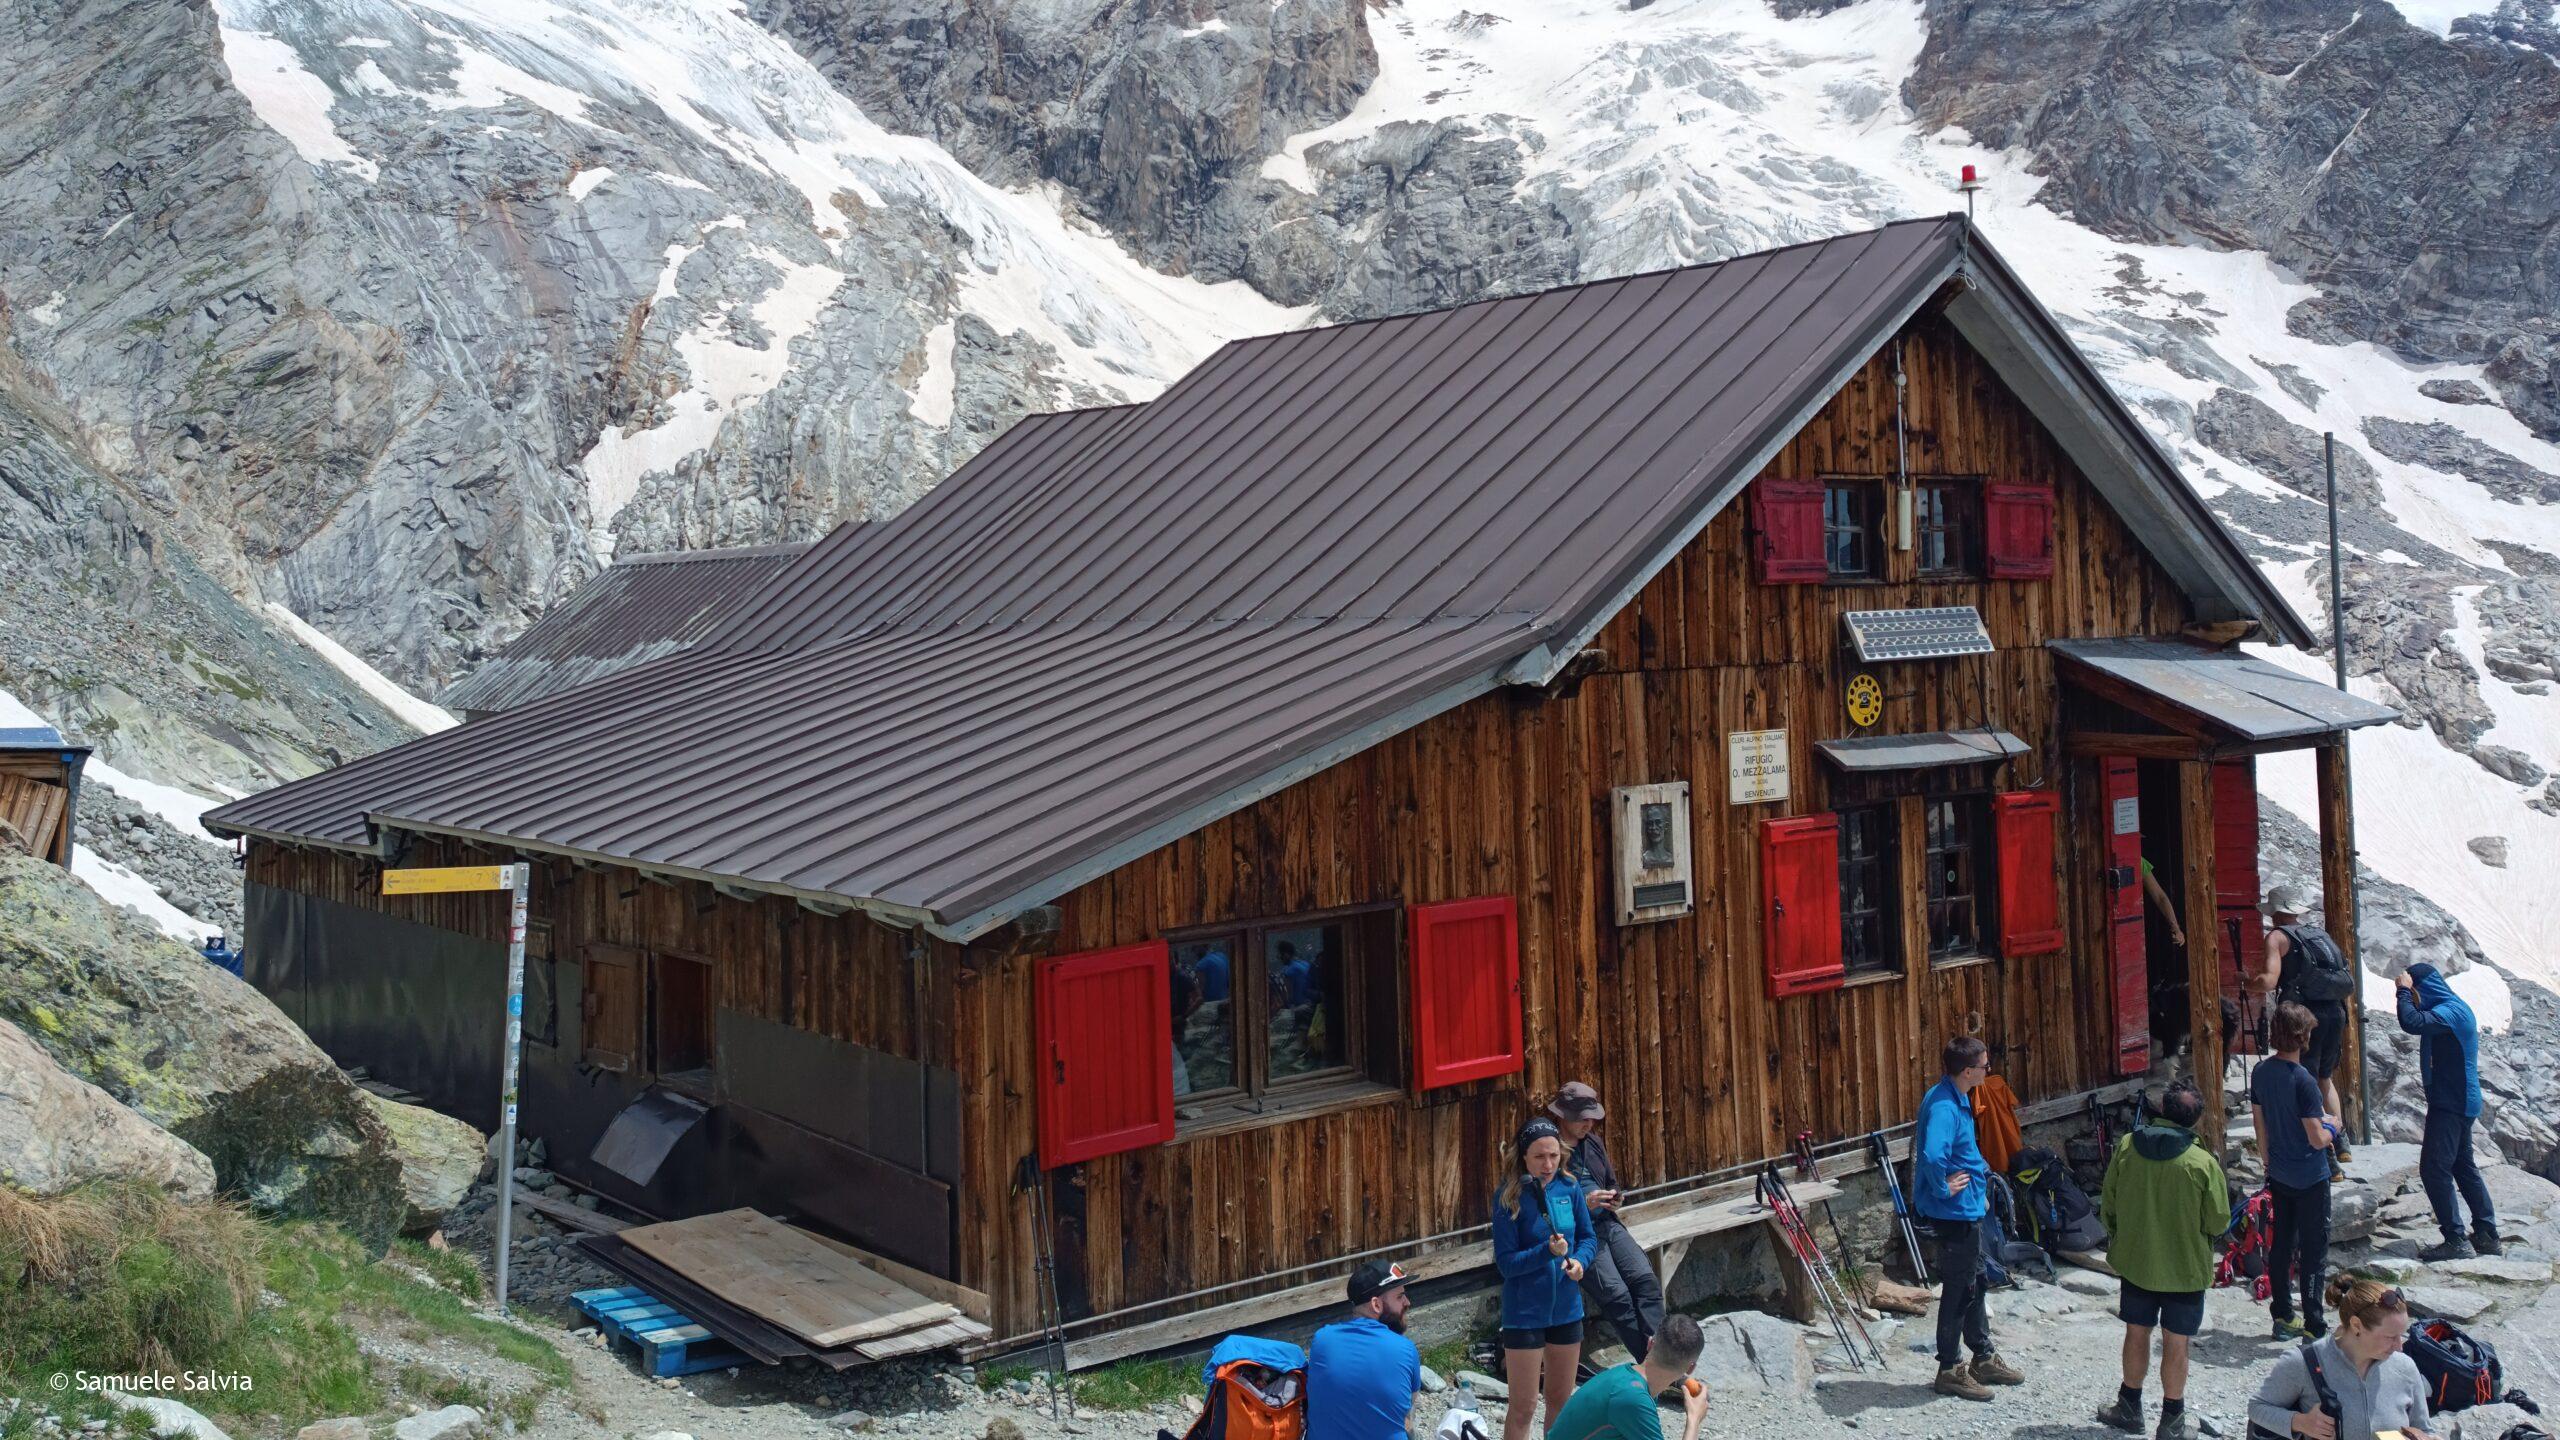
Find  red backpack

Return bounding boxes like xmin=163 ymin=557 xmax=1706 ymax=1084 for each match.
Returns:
xmin=1162 ymin=1358 xmax=1305 ymax=1440
xmin=2213 ymin=1187 xmax=2275 ymax=1301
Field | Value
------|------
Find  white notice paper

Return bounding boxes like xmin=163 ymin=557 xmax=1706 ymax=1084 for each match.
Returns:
xmin=1729 ymin=729 xmax=1789 ymax=805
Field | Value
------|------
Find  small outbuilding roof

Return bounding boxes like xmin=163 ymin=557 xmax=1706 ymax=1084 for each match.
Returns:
xmin=1817 ymin=730 xmax=2032 ymax=772
xmin=437 ymin=543 xmax=815 ymax=716
xmin=0 ymin=725 xmax=87 ymax=755
xmin=2049 ymin=638 xmax=2399 ymax=744
xmin=209 ymin=217 xmax=2314 ymax=938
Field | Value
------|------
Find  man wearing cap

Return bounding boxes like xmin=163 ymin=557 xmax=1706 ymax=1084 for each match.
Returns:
xmin=1307 ymin=1260 xmax=1421 ymax=1440
xmin=1552 ymin=1081 xmax=1664 ymax=1363
xmin=2252 ymin=884 xmax=2352 ymax=1157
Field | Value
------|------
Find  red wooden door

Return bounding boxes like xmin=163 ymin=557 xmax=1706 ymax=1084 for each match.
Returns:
xmin=1410 ymin=896 xmax=1524 ymax=1089
xmin=2212 ymin=758 xmax=2266 ymax=1052
xmin=1760 ymin=815 xmax=1844 ymax=997
xmin=2100 ymin=758 xmax=2150 ymax=1075
xmin=1035 ymin=941 xmax=1175 ymax=1168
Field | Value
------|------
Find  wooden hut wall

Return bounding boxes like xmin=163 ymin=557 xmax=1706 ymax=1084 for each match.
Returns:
xmin=953 ymin=316 xmax=2197 ymax=1337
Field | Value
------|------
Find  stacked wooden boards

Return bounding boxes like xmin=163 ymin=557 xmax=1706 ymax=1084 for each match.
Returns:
xmin=0 ymin=773 xmax=68 ymax=862
xmin=616 ymin=1209 xmax=990 ymax=1363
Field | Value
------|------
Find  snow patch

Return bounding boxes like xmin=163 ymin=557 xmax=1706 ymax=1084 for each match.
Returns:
xmin=73 ymin=848 xmax=219 ymax=945
xmin=567 ymin=165 xmax=615 ymax=201
xmin=582 ymin=242 xmax=847 ymax=528
xmin=260 ymin=603 xmax=457 ymax=734
xmin=26 ymin=292 xmax=66 ymax=326
xmin=213 ymin=22 xmax=379 ymax=181
xmin=2385 ymin=1 xmax=2491 ymax=36
xmin=908 ymin=318 xmax=959 ymax=428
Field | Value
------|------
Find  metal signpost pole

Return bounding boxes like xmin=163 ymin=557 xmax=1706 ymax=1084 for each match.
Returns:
xmin=495 ymin=862 xmax=529 ymax=1316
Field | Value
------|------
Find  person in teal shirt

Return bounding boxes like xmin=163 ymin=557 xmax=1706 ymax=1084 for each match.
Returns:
xmin=1546 ymin=1315 xmax=1709 ymax=1440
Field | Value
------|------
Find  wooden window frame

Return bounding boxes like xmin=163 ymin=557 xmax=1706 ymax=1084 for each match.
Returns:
xmin=647 ymin=949 xmax=718 ymax=1095
xmin=1915 ymin=478 xmax=1984 ymax=580
xmin=1923 ymin=790 xmax=1996 ymax=966
xmin=1822 ymin=480 xmax=1884 ymax=582
xmin=1165 ymin=903 xmax=1401 ymax=1133
xmin=1835 ymin=803 xmax=1900 ymax=981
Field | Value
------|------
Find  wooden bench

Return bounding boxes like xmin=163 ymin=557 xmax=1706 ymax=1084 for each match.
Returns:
xmin=1613 ymin=1179 xmax=1841 ymax=1324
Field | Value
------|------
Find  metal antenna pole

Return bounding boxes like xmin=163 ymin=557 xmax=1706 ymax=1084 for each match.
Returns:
xmin=2325 ymin=434 xmax=2373 ymax=1146
xmin=495 ymin=862 xmax=529 ymax=1316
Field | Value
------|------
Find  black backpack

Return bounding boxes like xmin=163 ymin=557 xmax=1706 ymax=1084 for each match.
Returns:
xmin=2408 ymin=1317 xmax=2507 ymax=1413
xmin=2250 ymin=1342 xmax=2341 ymax=1440
xmin=2278 ymin=925 xmax=2357 ymax=1005
xmin=2009 ymin=1146 xmax=2106 ymax=1256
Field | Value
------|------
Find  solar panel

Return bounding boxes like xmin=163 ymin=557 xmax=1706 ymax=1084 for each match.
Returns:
xmin=1843 ymin=606 xmax=1994 ymax=663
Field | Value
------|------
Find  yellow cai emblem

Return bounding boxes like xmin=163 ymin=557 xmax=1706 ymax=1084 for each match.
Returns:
xmin=1846 ymin=673 xmax=1884 ymax=728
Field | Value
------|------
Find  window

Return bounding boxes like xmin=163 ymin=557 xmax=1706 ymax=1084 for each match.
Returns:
xmin=650 ymin=952 xmax=715 ymax=1084
xmin=1168 ymin=907 xmax=1397 ymax=1115
xmin=1824 ymin=482 xmax=1881 ymax=580
xmin=1924 ymin=794 xmax=1993 ymax=961
xmin=1916 ymin=482 xmax=1980 ymax=578
xmin=1836 ymin=805 xmax=1899 ymax=977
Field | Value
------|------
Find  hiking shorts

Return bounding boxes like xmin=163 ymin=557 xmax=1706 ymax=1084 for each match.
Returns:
xmin=2119 ymin=1281 xmax=2205 ymax=1338
xmin=2303 ymin=1003 xmax=2347 ymax=1080
xmin=1499 ymin=1320 xmax=1583 ymax=1351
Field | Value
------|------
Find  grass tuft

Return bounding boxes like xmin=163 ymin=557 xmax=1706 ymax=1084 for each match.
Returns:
xmin=1071 ymin=1356 xmax=1198 ymax=1412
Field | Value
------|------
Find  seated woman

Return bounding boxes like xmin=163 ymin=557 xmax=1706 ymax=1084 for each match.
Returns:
xmin=1489 ymin=1118 xmax=1594 ymax=1440
xmin=2248 ymin=1276 xmax=2436 ymax=1440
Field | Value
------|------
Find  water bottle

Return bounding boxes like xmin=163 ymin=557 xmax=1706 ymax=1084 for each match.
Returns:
xmin=1451 ymin=1375 xmax=1477 ymax=1415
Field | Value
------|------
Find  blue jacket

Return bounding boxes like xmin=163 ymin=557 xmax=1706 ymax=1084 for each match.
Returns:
xmin=1489 ymin=1175 xmax=1596 ymax=1330
xmin=1913 ymin=1076 xmax=1990 ymax=1222
xmin=2396 ymin=964 xmax=2482 ymax=1119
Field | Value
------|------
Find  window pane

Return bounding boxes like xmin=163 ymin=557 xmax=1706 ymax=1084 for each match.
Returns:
xmin=1924 ymin=797 xmax=1984 ymax=958
xmin=1170 ymin=938 xmax=1240 ymax=1095
xmin=1825 ymin=484 xmax=1874 ymax=578
xmin=1838 ymin=806 xmax=1895 ymax=975
xmin=1918 ymin=483 xmax=1976 ymax=576
xmin=1265 ymin=924 xmax=1348 ymax=1081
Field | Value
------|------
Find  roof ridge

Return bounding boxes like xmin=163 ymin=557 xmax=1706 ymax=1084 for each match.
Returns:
xmin=614 ymin=541 xmax=819 ymax=567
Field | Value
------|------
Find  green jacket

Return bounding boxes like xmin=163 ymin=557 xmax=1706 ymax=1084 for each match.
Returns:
xmin=2098 ymin=1122 xmax=2231 ymax=1293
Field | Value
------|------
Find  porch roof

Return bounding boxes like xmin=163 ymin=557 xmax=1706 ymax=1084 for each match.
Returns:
xmin=1815 ymin=729 xmax=2030 ymax=772
xmin=2049 ymin=638 xmax=2398 ymax=746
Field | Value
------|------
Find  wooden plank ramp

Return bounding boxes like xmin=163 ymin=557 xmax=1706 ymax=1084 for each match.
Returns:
xmin=617 ymin=1208 xmax=982 ymax=1353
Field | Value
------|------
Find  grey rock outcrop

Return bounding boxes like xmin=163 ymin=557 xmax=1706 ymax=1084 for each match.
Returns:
xmin=1907 ymin=0 xmax=2560 ymax=444
xmin=2363 ymin=418 xmax=2560 ymax=506
xmin=0 ymin=1015 xmax=217 ymax=1199
xmin=362 ymin=1090 xmax=487 ymax=1234
xmin=0 ymin=852 xmax=404 ymax=1247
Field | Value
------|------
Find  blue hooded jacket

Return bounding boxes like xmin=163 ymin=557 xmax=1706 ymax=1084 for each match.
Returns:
xmin=1488 ymin=1175 xmax=1596 ymax=1330
xmin=1913 ymin=1075 xmax=1990 ymax=1222
xmin=2395 ymin=963 xmax=2482 ymax=1118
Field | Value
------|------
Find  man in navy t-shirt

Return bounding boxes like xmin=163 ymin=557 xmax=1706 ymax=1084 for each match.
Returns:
xmin=1307 ymin=1261 xmax=1420 ymax=1440
xmin=2249 ymin=1003 xmax=2337 ymax=1338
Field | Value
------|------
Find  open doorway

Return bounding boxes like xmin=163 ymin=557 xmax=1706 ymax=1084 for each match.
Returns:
xmin=2133 ymin=758 xmax=2269 ymax=1067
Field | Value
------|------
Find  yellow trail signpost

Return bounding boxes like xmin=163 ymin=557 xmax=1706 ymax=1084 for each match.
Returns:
xmin=383 ymin=861 xmax=532 ymax=1315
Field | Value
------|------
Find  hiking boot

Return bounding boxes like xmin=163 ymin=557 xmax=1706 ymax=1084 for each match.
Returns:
xmin=2272 ymin=1315 xmax=2307 ymax=1341
xmin=1969 ymin=1352 xmax=2025 ymax=1386
xmin=2156 ymin=1409 xmax=2192 ymax=1440
xmin=2095 ymin=1395 xmax=2145 ymax=1433
xmin=2472 ymin=1225 xmax=2505 ymax=1257
xmin=2419 ymin=1235 xmax=2476 ymax=1262
xmin=1933 ymin=1364 xmax=1993 ymax=1402
xmin=2332 ymin=1139 xmax=2353 ymax=1165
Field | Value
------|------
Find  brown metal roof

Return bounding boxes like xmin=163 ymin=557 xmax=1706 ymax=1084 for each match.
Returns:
xmin=209 ymin=217 xmax=2311 ymax=937
xmin=437 ymin=543 xmax=815 ymax=716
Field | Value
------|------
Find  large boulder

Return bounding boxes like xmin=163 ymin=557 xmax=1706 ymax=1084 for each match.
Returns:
xmin=362 ymin=1090 xmax=487 ymax=1234
xmin=0 ymin=1014 xmax=215 ymax=1198
xmin=0 ymin=853 xmax=404 ymax=1247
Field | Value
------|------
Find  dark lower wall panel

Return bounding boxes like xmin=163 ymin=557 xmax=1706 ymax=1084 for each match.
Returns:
xmin=246 ymin=880 xmax=506 ymax=1124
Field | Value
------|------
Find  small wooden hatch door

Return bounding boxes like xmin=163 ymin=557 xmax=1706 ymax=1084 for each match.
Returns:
xmin=1034 ymin=941 xmax=1176 ymax=1168
xmin=1410 ymin=896 xmax=1524 ymax=1089
xmin=1750 ymin=478 xmax=1827 ymax=584
xmin=1993 ymin=790 xmax=2065 ymax=956
xmin=1984 ymin=483 xmax=2055 ymax=579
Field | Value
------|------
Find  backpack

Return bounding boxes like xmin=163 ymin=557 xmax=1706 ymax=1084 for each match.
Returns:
xmin=2278 ymin=925 xmax=2357 ymax=1006
xmin=2249 ymin=1341 xmax=2341 ymax=1440
xmin=2214 ymin=1187 xmax=2276 ymax=1301
xmin=2009 ymin=1147 xmax=2106 ymax=1256
xmin=2408 ymin=1317 xmax=2505 ymax=1413
xmin=1163 ymin=1338 xmax=1307 ymax=1440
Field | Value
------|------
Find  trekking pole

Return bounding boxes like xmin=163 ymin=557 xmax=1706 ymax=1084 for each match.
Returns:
xmin=1778 ymin=1163 xmax=1886 ymax=1368
xmin=1760 ymin=1165 xmax=1883 ymax=1370
xmin=1014 ymin=1155 xmax=1070 ymax=1419
xmin=1795 ymin=1131 xmax=1856 ymax=1276
xmin=1870 ymin=1131 xmax=1930 ymax=1285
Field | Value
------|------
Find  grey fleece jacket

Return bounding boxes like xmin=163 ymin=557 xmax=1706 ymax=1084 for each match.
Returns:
xmin=2249 ymin=1338 xmax=2432 ymax=1439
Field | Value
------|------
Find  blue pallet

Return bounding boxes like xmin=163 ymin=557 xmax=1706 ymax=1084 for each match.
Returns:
xmin=572 ymin=1285 xmax=752 ymax=1377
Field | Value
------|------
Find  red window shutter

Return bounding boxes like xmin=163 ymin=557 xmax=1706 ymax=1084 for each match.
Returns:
xmin=1751 ymin=478 xmax=1827 ymax=584
xmin=1983 ymin=483 xmax=2055 ymax=579
xmin=1034 ymin=941 xmax=1175 ymax=1168
xmin=1993 ymin=790 xmax=2064 ymax=956
xmin=1410 ymin=896 xmax=1523 ymax=1089
xmin=2101 ymin=758 xmax=2150 ymax=1075
xmin=1760 ymin=815 xmax=1843 ymax=997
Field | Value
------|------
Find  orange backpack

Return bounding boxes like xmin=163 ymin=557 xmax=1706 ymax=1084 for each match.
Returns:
xmin=1162 ymin=1358 xmax=1304 ymax=1440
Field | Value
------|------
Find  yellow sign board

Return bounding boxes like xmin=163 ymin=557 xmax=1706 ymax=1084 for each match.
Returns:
xmin=382 ymin=864 xmax=514 ymax=896
xmin=1846 ymin=673 xmax=1885 ymax=728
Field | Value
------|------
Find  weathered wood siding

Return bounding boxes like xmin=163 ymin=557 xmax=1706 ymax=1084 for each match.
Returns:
xmin=953 ymin=315 xmax=2195 ymax=1336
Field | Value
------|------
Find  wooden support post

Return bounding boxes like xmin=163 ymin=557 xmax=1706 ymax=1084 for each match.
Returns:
xmin=2317 ymin=742 xmax=2364 ymax=1138
xmin=2178 ymin=761 xmax=2226 ymax=1152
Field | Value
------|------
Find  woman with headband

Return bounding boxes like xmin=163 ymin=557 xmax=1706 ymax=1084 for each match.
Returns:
xmin=1490 ymin=1116 xmax=1597 ymax=1439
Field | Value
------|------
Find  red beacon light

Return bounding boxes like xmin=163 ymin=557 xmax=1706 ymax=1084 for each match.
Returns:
xmin=1957 ymin=163 xmax=1985 ymax=219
